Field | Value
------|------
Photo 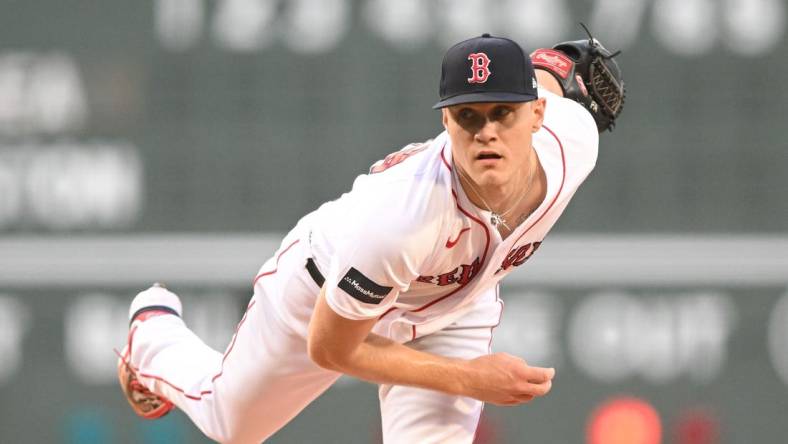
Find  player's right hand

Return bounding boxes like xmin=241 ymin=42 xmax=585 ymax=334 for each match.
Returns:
xmin=462 ymin=353 xmax=555 ymax=406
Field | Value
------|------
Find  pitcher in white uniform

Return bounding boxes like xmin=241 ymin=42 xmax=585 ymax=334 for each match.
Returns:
xmin=117 ymin=33 xmax=612 ymax=444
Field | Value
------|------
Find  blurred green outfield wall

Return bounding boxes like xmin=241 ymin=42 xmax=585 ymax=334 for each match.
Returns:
xmin=1 ymin=1 xmax=787 ymax=443
xmin=2 ymin=283 xmax=788 ymax=443
xmin=0 ymin=0 xmax=786 ymax=234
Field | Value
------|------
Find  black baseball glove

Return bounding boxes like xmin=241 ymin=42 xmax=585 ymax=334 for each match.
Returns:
xmin=531 ymin=25 xmax=625 ymax=132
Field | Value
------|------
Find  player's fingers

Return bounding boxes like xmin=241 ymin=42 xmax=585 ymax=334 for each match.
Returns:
xmin=510 ymin=394 xmax=537 ymax=405
xmin=538 ymin=379 xmax=553 ymax=396
xmin=516 ymin=379 xmax=552 ymax=397
xmin=521 ymin=366 xmax=555 ymax=383
xmin=494 ymin=394 xmax=534 ymax=406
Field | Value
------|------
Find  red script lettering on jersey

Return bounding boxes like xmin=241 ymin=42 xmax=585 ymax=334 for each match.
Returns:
xmin=467 ymin=53 xmax=491 ymax=84
xmin=496 ymin=242 xmax=542 ymax=273
xmin=417 ymin=257 xmax=482 ymax=287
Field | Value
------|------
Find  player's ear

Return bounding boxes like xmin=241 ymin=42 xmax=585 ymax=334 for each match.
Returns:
xmin=530 ymin=98 xmax=546 ymax=132
xmin=441 ymin=108 xmax=449 ymax=129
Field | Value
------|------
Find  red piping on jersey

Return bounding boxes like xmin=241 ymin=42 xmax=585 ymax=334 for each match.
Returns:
xmin=387 ymin=129 xmax=565 ymax=323
xmin=125 ymin=299 xmax=259 ymax=401
xmin=253 ymin=239 xmax=300 ymax=286
xmin=125 ymin=238 xmax=301 ymax=402
xmin=488 ymin=285 xmax=504 ymax=352
xmin=440 ymin=144 xmax=453 ymax=171
xmin=410 ymin=188 xmax=490 ymax=315
xmin=379 ymin=307 xmax=396 ymax=320
xmin=129 ymin=301 xmax=256 ymax=401
xmin=508 ymin=124 xmax=566 ymax=247
xmin=380 ymin=145 xmax=491 ymax=323
xmin=209 ymin=299 xmax=257 ymax=384
xmin=446 ymin=227 xmax=470 ymax=248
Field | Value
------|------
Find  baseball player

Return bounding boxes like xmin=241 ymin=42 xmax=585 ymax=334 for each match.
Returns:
xmin=117 ymin=31 xmax=624 ymax=443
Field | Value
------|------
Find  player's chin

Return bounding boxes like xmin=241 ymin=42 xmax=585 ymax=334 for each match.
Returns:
xmin=474 ymin=156 xmax=504 ymax=168
xmin=473 ymin=169 xmax=508 ymax=187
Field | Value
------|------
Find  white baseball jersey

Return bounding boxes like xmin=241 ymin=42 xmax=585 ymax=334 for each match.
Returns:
xmin=126 ymin=88 xmax=598 ymax=443
xmin=266 ymin=87 xmax=598 ymax=342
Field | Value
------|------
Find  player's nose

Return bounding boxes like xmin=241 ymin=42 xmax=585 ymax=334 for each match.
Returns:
xmin=473 ymin=120 xmax=498 ymax=144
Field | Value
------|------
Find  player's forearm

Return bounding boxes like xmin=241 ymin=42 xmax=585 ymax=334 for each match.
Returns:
xmin=308 ymin=288 xmax=554 ymax=403
xmin=308 ymin=289 xmax=472 ymax=395
xmin=309 ymin=289 xmax=554 ymax=405
xmin=331 ymin=332 xmax=472 ymax=396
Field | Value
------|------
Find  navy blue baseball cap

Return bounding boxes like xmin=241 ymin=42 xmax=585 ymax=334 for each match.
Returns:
xmin=433 ymin=33 xmax=538 ymax=109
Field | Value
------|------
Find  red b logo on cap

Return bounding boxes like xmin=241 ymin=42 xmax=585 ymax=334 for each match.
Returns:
xmin=467 ymin=52 xmax=491 ymax=84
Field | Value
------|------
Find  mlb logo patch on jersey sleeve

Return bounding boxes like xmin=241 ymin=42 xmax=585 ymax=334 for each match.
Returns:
xmin=338 ymin=267 xmax=393 ymax=304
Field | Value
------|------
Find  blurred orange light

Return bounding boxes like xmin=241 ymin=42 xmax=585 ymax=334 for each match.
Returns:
xmin=587 ymin=396 xmax=662 ymax=444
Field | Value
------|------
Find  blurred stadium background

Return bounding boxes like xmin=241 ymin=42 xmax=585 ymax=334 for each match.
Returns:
xmin=1 ymin=0 xmax=787 ymax=442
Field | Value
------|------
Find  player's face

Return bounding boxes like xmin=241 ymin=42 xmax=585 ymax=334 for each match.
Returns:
xmin=442 ymin=99 xmax=545 ymax=190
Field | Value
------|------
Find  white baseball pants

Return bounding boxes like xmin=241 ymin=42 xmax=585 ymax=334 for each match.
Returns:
xmin=126 ymin=255 xmax=502 ymax=443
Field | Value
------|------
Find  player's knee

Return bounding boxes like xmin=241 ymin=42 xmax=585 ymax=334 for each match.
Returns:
xmin=205 ymin=424 xmax=244 ymax=444
xmin=208 ymin=411 xmax=275 ymax=444
xmin=199 ymin=417 xmax=242 ymax=444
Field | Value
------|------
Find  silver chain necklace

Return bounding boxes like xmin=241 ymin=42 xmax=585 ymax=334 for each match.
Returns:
xmin=457 ymin=159 xmax=536 ymax=231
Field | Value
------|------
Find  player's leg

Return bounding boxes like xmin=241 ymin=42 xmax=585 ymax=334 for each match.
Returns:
xmin=121 ymin=285 xmax=341 ymax=443
xmin=118 ymin=286 xmax=223 ymax=427
xmin=119 ymin=240 xmax=342 ymax=443
xmin=117 ymin=284 xmax=182 ymax=420
xmin=378 ymin=288 xmax=502 ymax=444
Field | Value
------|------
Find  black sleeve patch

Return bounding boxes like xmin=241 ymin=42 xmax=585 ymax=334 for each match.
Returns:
xmin=337 ymin=267 xmax=393 ymax=304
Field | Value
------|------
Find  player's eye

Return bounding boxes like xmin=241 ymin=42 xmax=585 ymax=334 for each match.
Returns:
xmin=457 ymin=108 xmax=476 ymax=121
xmin=490 ymin=106 xmax=512 ymax=120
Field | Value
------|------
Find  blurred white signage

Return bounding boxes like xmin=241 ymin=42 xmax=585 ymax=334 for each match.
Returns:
xmin=0 ymin=283 xmax=785 ymax=387
xmin=768 ymin=289 xmax=788 ymax=387
xmin=493 ymin=291 xmax=564 ymax=367
xmin=0 ymin=52 xmax=144 ymax=231
xmin=157 ymin=0 xmax=350 ymax=53
xmin=0 ymin=52 xmax=87 ymax=137
xmin=57 ymin=289 xmax=740 ymax=386
xmin=567 ymin=291 xmax=736 ymax=384
xmin=64 ymin=294 xmax=130 ymax=384
xmin=0 ymin=143 xmax=143 ymax=230
xmin=156 ymin=0 xmax=785 ymax=56
xmin=64 ymin=292 xmax=243 ymax=384
xmin=0 ymin=296 xmax=31 ymax=386
xmin=493 ymin=290 xmax=737 ymax=384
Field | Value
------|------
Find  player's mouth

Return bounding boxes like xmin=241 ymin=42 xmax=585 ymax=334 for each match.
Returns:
xmin=475 ymin=151 xmax=502 ymax=163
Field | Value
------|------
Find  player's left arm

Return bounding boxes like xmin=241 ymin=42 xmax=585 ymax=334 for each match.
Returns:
xmin=307 ymin=284 xmax=468 ymax=397
xmin=307 ymin=285 xmax=555 ymax=406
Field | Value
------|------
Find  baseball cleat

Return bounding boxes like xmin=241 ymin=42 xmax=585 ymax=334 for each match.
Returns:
xmin=117 ymin=351 xmax=175 ymax=419
xmin=117 ymin=283 xmax=183 ymax=419
xmin=128 ymin=282 xmax=183 ymax=324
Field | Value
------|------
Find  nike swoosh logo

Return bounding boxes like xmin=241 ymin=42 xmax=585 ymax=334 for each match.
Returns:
xmin=445 ymin=228 xmax=471 ymax=248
